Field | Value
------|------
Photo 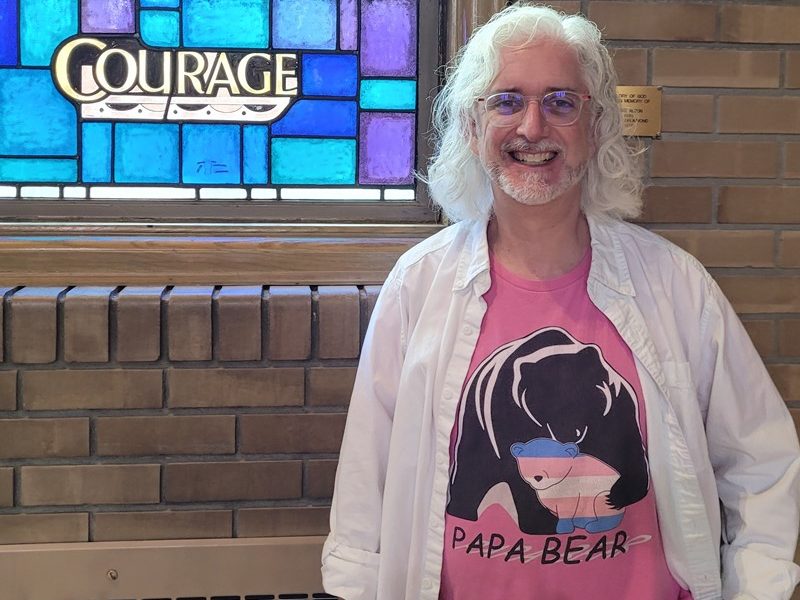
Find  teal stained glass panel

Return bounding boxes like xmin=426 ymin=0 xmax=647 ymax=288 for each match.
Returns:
xmin=140 ymin=10 xmax=180 ymax=47
xmin=20 ymin=0 xmax=77 ymax=65
xmin=141 ymin=0 xmax=179 ymax=8
xmin=82 ymin=123 xmax=112 ymax=182
xmin=243 ymin=125 xmax=268 ymax=184
xmin=273 ymin=0 xmax=336 ymax=50
xmin=182 ymin=124 xmax=240 ymax=184
xmin=0 ymin=158 xmax=77 ymax=181
xmin=360 ymin=80 xmax=416 ymax=110
xmin=183 ymin=0 xmax=268 ymax=48
xmin=272 ymin=138 xmax=355 ymax=184
xmin=115 ymin=123 xmax=179 ymax=183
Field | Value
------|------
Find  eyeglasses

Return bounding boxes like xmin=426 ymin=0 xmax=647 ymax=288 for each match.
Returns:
xmin=476 ymin=90 xmax=591 ymax=127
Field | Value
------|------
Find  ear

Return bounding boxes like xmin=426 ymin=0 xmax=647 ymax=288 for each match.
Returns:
xmin=565 ymin=443 xmax=579 ymax=458
xmin=510 ymin=442 xmax=524 ymax=457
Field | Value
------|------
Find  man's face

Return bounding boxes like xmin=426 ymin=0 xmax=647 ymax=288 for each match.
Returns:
xmin=470 ymin=39 xmax=594 ymax=209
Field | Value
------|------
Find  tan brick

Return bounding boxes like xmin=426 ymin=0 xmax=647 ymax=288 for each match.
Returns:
xmin=786 ymin=143 xmax=800 ymax=179
xmin=612 ymin=48 xmax=647 ymax=85
xmin=778 ymin=319 xmax=800 ymax=357
xmin=653 ymin=49 xmax=780 ymax=88
xmin=307 ymin=367 xmax=356 ymax=407
xmin=719 ymin=187 xmax=800 ymax=225
xmin=651 ymin=142 xmax=779 ymax=179
xmin=64 ymin=287 xmax=113 ymax=363
xmin=268 ymin=286 xmax=311 ymax=360
xmin=93 ymin=510 xmax=232 ymax=541
xmin=22 ymin=369 xmax=162 ymax=410
xmin=716 ymin=277 xmax=800 ymax=314
xmin=655 ymin=230 xmax=774 ymax=268
xmin=306 ymin=459 xmax=337 ymax=498
xmin=766 ymin=364 xmax=800 ymax=402
xmin=721 ymin=5 xmax=800 ymax=44
xmin=164 ymin=461 xmax=301 ymax=502
xmin=167 ymin=286 xmax=213 ymax=361
xmin=0 ymin=418 xmax=89 ymax=459
xmin=96 ymin=415 xmax=235 ymax=456
xmin=636 ymin=187 xmax=712 ymax=224
xmin=8 ymin=287 xmax=62 ymax=364
xmin=590 ymin=2 xmax=715 ymax=41
xmin=0 ymin=513 xmax=88 ymax=543
xmin=168 ymin=368 xmax=303 ymax=408
xmin=719 ymin=97 xmax=800 ymax=135
xmin=779 ymin=232 xmax=800 ymax=268
xmin=238 ymin=507 xmax=330 ymax=537
xmin=115 ymin=286 xmax=162 ymax=362
xmin=0 ymin=467 xmax=12 ymax=507
xmin=20 ymin=464 xmax=160 ymax=506
xmin=0 ymin=370 xmax=16 ymax=410
xmin=741 ymin=319 xmax=775 ymax=358
xmin=216 ymin=286 xmax=262 ymax=361
xmin=661 ymin=95 xmax=714 ymax=134
xmin=788 ymin=52 xmax=800 ymax=89
xmin=318 ymin=286 xmax=360 ymax=359
xmin=240 ymin=414 xmax=347 ymax=454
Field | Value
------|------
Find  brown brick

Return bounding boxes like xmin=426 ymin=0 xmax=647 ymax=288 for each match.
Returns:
xmin=8 ymin=287 xmax=62 ymax=364
xmin=791 ymin=409 xmax=800 ymax=437
xmin=93 ymin=510 xmax=232 ymax=541
xmin=0 ymin=418 xmax=89 ymax=458
xmin=240 ymin=413 xmax=347 ymax=454
xmin=22 ymin=369 xmax=162 ymax=410
xmin=788 ymin=52 xmax=800 ymax=89
xmin=741 ymin=319 xmax=775 ymax=358
xmin=766 ymin=364 xmax=800 ymax=402
xmin=64 ymin=287 xmax=113 ymax=363
xmin=786 ymin=143 xmax=800 ymax=179
xmin=779 ymin=232 xmax=800 ymax=268
xmin=636 ymin=187 xmax=712 ymax=224
xmin=306 ymin=459 xmax=337 ymax=498
xmin=651 ymin=141 xmax=779 ymax=179
xmin=719 ymin=187 xmax=800 ymax=225
xmin=719 ymin=97 xmax=800 ymax=135
xmin=0 ymin=513 xmax=88 ymax=543
xmin=612 ymin=48 xmax=647 ymax=85
xmin=267 ymin=286 xmax=311 ymax=360
xmin=716 ymin=277 xmax=800 ymax=314
xmin=164 ymin=461 xmax=301 ymax=502
xmin=0 ymin=467 xmax=12 ymax=507
xmin=0 ymin=370 xmax=16 ymax=410
xmin=20 ymin=464 xmax=160 ymax=506
xmin=168 ymin=368 xmax=303 ymax=407
xmin=318 ymin=286 xmax=360 ymax=359
xmin=96 ymin=415 xmax=235 ymax=456
xmin=655 ymin=230 xmax=774 ymax=268
xmin=238 ymin=506 xmax=330 ymax=537
xmin=167 ymin=286 xmax=213 ymax=361
xmin=307 ymin=367 xmax=356 ymax=407
xmin=590 ymin=2 xmax=715 ymax=41
xmin=0 ymin=287 xmax=10 ymax=362
xmin=363 ymin=285 xmax=381 ymax=327
xmin=115 ymin=286 xmax=162 ymax=362
xmin=653 ymin=49 xmax=780 ymax=88
xmin=721 ymin=5 xmax=800 ymax=44
xmin=778 ymin=319 xmax=800 ymax=357
xmin=661 ymin=95 xmax=714 ymax=134
xmin=216 ymin=285 xmax=262 ymax=361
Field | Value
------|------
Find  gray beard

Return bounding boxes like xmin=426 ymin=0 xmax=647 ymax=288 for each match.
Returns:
xmin=489 ymin=159 xmax=587 ymax=206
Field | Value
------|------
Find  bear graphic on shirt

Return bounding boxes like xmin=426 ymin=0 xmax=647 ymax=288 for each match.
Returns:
xmin=510 ymin=437 xmax=624 ymax=534
xmin=446 ymin=327 xmax=649 ymax=535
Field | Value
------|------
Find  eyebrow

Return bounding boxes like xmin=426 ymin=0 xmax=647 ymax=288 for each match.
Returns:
xmin=490 ymin=86 xmax=579 ymax=94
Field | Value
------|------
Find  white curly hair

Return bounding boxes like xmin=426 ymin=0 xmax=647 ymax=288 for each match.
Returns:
xmin=423 ymin=3 xmax=642 ymax=222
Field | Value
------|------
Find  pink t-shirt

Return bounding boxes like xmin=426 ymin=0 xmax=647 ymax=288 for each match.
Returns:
xmin=440 ymin=250 xmax=691 ymax=600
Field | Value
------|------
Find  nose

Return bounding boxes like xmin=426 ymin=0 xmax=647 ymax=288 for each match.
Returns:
xmin=515 ymin=100 xmax=550 ymax=140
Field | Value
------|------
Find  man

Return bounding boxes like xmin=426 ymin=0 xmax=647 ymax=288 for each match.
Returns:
xmin=321 ymin=4 xmax=800 ymax=599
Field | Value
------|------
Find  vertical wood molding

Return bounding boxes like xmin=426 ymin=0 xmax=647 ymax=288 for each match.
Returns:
xmin=447 ymin=0 xmax=508 ymax=62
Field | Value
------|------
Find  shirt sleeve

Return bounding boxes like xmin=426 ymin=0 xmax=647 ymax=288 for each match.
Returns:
xmin=321 ymin=269 xmax=406 ymax=600
xmin=699 ymin=277 xmax=800 ymax=600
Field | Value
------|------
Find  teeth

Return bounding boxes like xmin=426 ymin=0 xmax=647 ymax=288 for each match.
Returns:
xmin=512 ymin=150 xmax=557 ymax=165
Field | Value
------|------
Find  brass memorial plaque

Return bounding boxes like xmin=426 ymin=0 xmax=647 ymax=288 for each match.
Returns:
xmin=616 ymin=86 xmax=662 ymax=138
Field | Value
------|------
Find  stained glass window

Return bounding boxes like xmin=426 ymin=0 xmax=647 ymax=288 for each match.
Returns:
xmin=0 ymin=0 xmax=428 ymax=206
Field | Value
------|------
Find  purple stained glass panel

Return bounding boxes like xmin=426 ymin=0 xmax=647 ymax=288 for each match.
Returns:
xmin=359 ymin=112 xmax=414 ymax=184
xmin=340 ymin=0 xmax=357 ymax=51
xmin=81 ymin=0 xmax=134 ymax=32
xmin=361 ymin=0 xmax=416 ymax=77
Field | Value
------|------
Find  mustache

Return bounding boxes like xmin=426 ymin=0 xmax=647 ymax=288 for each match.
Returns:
xmin=501 ymin=141 xmax=563 ymax=154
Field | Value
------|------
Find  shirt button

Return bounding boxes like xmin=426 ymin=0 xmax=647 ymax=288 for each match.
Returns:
xmin=422 ymin=578 xmax=433 ymax=590
xmin=443 ymin=388 xmax=453 ymax=399
xmin=462 ymin=325 xmax=473 ymax=336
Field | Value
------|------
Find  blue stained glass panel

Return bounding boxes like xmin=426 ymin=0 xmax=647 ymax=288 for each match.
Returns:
xmin=272 ymin=138 xmax=355 ymax=184
xmin=115 ymin=123 xmax=179 ymax=183
xmin=272 ymin=100 xmax=356 ymax=137
xmin=141 ymin=10 xmax=180 ymax=47
xmin=360 ymin=80 xmax=416 ymax=110
xmin=0 ymin=70 xmax=76 ymax=155
xmin=0 ymin=0 xmax=18 ymax=65
xmin=183 ymin=0 xmax=268 ymax=48
xmin=82 ymin=123 xmax=112 ymax=182
xmin=141 ymin=0 xmax=179 ymax=8
xmin=243 ymin=126 xmax=268 ymax=184
xmin=273 ymin=0 xmax=336 ymax=50
xmin=0 ymin=158 xmax=77 ymax=181
xmin=182 ymin=124 xmax=241 ymax=184
xmin=302 ymin=54 xmax=357 ymax=97
xmin=20 ymin=0 xmax=77 ymax=65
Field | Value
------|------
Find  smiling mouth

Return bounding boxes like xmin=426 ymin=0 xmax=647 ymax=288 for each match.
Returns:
xmin=511 ymin=150 xmax=558 ymax=165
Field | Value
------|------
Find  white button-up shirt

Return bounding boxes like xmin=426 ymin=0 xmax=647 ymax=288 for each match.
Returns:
xmin=322 ymin=215 xmax=800 ymax=600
